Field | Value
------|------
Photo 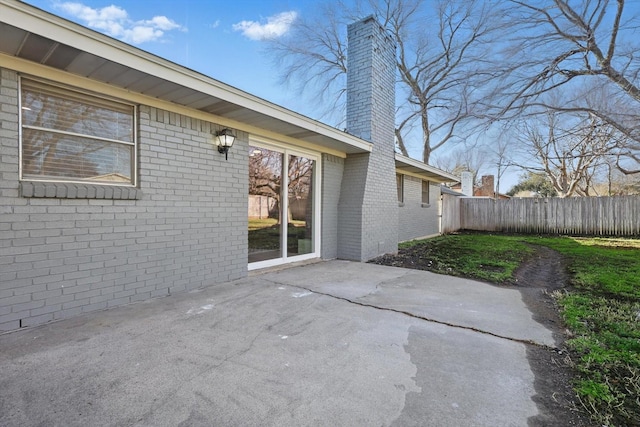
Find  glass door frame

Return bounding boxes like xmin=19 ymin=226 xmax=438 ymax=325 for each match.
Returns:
xmin=248 ymin=138 xmax=321 ymax=270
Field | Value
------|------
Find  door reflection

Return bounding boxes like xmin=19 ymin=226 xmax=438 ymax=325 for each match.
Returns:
xmin=248 ymin=147 xmax=316 ymax=264
xmin=287 ymin=154 xmax=314 ymax=257
xmin=248 ymin=146 xmax=283 ymax=263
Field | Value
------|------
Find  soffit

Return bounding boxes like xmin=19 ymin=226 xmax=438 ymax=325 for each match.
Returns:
xmin=0 ymin=1 xmax=371 ymax=155
xmin=395 ymin=154 xmax=460 ymax=183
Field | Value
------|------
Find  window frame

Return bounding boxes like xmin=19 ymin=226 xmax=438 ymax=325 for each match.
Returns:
xmin=422 ymin=180 xmax=430 ymax=205
xmin=19 ymin=77 xmax=138 ymax=188
xmin=396 ymin=173 xmax=404 ymax=204
xmin=247 ymin=138 xmax=322 ymax=271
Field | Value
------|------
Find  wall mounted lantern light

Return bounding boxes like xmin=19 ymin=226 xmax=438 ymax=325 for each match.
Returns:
xmin=215 ymin=128 xmax=236 ymax=160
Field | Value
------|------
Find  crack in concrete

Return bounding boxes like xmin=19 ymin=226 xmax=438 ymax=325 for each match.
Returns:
xmin=269 ymin=279 xmax=558 ymax=351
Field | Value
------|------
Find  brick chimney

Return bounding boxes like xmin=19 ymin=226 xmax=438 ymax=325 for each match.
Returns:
xmin=477 ymin=175 xmax=495 ymax=198
xmin=337 ymin=16 xmax=398 ymax=261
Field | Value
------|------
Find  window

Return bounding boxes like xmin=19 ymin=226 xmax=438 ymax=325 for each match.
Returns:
xmin=396 ymin=174 xmax=404 ymax=203
xmin=20 ymin=79 xmax=135 ymax=185
xmin=422 ymin=180 xmax=430 ymax=204
xmin=248 ymin=143 xmax=319 ymax=268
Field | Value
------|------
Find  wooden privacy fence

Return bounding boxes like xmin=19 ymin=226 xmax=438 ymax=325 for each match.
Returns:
xmin=441 ymin=193 xmax=462 ymax=234
xmin=457 ymin=196 xmax=640 ymax=236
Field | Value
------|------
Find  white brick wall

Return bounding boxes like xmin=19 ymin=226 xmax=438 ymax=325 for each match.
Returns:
xmin=0 ymin=69 xmax=247 ymax=331
xmin=338 ymin=16 xmax=399 ymax=261
xmin=321 ymin=154 xmax=344 ymax=259
xmin=398 ymin=176 xmax=440 ymax=241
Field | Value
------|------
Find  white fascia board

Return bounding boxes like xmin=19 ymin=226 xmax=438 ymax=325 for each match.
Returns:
xmin=0 ymin=0 xmax=372 ymax=153
xmin=2 ymin=53 xmax=351 ymax=158
xmin=395 ymin=153 xmax=460 ymax=182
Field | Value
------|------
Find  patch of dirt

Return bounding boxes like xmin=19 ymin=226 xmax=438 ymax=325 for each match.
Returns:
xmin=374 ymin=245 xmax=591 ymax=426
xmin=515 ymin=246 xmax=590 ymax=426
xmin=514 ymin=245 xmax=569 ymax=342
xmin=513 ymin=245 xmax=569 ymax=290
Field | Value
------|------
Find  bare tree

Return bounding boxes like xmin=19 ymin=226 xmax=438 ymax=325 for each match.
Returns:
xmin=432 ymin=142 xmax=488 ymax=185
xmin=605 ymin=167 xmax=640 ymax=195
xmin=387 ymin=0 xmax=497 ymax=162
xmin=269 ymin=2 xmax=350 ymax=126
xmin=22 ymin=97 xmax=102 ymax=179
xmin=490 ymin=0 xmax=640 ymax=174
xmin=515 ymin=108 xmax=623 ymax=197
xmin=489 ymin=137 xmax=513 ymax=197
xmin=21 ymin=83 xmax=133 ymax=182
xmin=269 ymin=0 xmax=498 ymax=163
xmin=249 ymin=148 xmax=282 ymax=201
xmin=249 ymin=148 xmax=315 ymax=223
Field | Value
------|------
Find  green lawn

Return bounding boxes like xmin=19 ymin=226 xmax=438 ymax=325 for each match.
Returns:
xmin=398 ymin=233 xmax=534 ymax=283
xmin=397 ymin=233 xmax=640 ymax=426
xmin=248 ymin=218 xmax=307 ymax=250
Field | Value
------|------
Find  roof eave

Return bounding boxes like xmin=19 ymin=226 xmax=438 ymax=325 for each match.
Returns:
xmin=0 ymin=0 xmax=372 ymax=155
xmin=394 ymin=153 xmax=460 ymax=183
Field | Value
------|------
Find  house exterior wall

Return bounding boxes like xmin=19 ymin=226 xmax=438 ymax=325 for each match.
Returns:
xmin=337 ymin=153 xmax=366 ymax=260
xmin=476 ymin=175 xmax=496 ymax=198
xmin=398 ymin=176 xmax=440 ymax=242
xmin=0 ymin=68 xmax=247 ymax=331
xmin=320 ymin=154 xmax=344 ymax=260
xmin=0 ymin=12 xmax=455 ymax=331
xmin=338 ymin=16 xmax=398 ymax=261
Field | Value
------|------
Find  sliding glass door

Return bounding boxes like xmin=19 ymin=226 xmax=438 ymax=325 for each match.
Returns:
xmin=248 ymin=146 xmax=283 ymax=263
xmin=248 ymin=144 xmax=318 ymax=267
xmin=286 ymin=154 xmax=314 ymax=257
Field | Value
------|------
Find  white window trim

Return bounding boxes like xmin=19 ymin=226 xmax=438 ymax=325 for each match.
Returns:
xmin=18 ymin=76 xmax=138 ymax=188
xmin=248 ymin=139 xmax=322 ymax=270
xmin=421 ymin=179 xmax=431 ymax=207
xmin=397 ymin=173 xmax=404 ymax=206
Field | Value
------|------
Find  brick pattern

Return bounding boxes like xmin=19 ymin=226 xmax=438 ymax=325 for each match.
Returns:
xmin=398 ymin=177 xmax=440 ymax=241
xmin=320 ymin=154 xmax=344 ymax=259
xmin=338 ymin=17 xmax=399 ymax=261
xmin=20 ymin=182 xmax=142 ymax=199
xmin=476 ymin=175 xmax=496 ymax=198
xmin=337 ymin=154 xmax=367 ymax=260
xmin=0 ymin=68 xmax=247 ymax=331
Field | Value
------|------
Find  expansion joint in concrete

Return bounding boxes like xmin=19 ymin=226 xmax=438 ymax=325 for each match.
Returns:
xmin=273 ymin=281 xmax=559 ymax=352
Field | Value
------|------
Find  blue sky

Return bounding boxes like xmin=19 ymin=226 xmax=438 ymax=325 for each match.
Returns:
xmin=23 ymin=0 xmax=322 ymax=117
xmin=17 ymin=1 xmax=640 ymax=193
xmin=21 ymin=0 xmax=528 ymax=190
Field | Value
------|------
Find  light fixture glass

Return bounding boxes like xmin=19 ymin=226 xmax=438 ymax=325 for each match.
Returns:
xmin=216 ymin=128 xmax=236 ymax=160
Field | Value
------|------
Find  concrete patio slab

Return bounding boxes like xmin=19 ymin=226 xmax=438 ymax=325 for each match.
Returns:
xmin=263 ymin=261 xmax=556 ymax=347
xmin=0 ymin=261 xmax=556 ymax=426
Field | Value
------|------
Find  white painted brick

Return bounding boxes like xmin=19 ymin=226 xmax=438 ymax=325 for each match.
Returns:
xmin=0 ymin=68 xmax=238 ymax=331
xmin=339 ymin=17 xmax=398 ymax=261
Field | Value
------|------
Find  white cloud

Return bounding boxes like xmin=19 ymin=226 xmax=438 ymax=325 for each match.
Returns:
xmin=141 ymin=16 xmax=182 ymax=31
xmin=55 ymin=2 xmax=186 ymax=44
xmin=232 ymin=11 xmax=297 ymax=41
xmin=125 ymin=26 xmax=163 ymax=44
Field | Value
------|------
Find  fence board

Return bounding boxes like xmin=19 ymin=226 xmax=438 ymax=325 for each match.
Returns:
xmin=457 ymin=196 xmax=640 ymax=236
xmin=441 ymin=193 xmax=461 ymax=234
